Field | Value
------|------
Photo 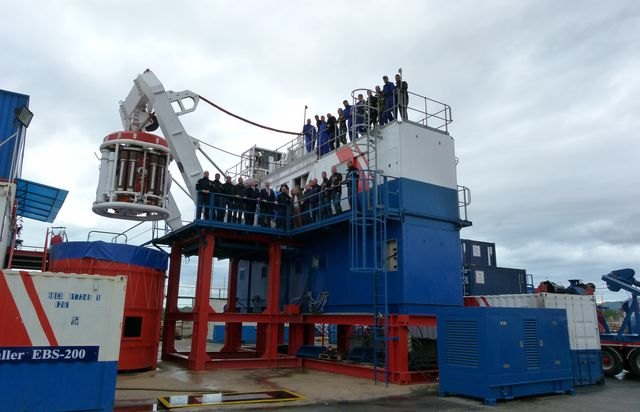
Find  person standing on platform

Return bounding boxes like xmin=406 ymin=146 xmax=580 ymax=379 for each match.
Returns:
xmin=382 ymin=75 xmax=396 ymax=124
xmin=302 ymin=182 xmax=314 ymax=224
xmin=302 ymin=119 xmax=316 ymax=154
xmin=375 ymin=85 xmax=385 ymax=126
xmin=337 ymin=107 xmax=347 ymax=147
xmin=329 ymin=165 xmax=343 ymax=214
xmin=320 ymin=171 xmax=332 ymax=219
xmin=346 ymin=160 xmax=359 ymax=210
xmin=211 ymin=173 xmax=224 ymax=221
xmin=367 ymin=89 xmax=378 ymax=128
xmin=259 ymin=180 xmax=276 ymax=227
xmin=276 ymin=184 xmax=291 ymax=229
xmin=233 ymin=176 xmax=247 ymax=224
xmin=326 ymin=112 xmax=337 ymax=152
xmin=195 ymin=171 xmax=212 ymax=220
xmin=308 ymin=178 xmax=321 ymax=222
xmin=222 ymin=175 xmax=234 ymax=222
xmin=222 ymin=176 xmax=233 ymax=222
xmin=291 ymin=186 xmax=303 ymax=228
xmin=395 ymin=73 xmax=409 ymax=120
xmin=355 ymin=93 xmax=367 ymax=136
xmin=317 ymin=116 xmax=329 ymax=156
xmin=342 ymin=99 xmax=354 ymax=142
xmin=244 ymin=179 xmax=259 ymax=226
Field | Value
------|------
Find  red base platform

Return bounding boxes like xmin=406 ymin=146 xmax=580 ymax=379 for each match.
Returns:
xmin=159 ymin=226 xmax=438 ymax=385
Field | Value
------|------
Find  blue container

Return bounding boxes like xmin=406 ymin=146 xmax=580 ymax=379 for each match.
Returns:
xmin=1 ymin=361 xmax=118 ymax=411
xmin=0 ymin=89 xmax=30 ymax=180
xmin=437 ymin=306 xmax=574 ymax=405
xmin=0 ymin=270 xmax=127 ymax=412
xmin=463 ymin=265 xmax=527 ymax=295
xmin=461 ymin=239 xmax=497 ymax=267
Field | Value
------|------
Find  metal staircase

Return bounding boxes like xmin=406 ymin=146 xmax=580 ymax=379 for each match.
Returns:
xmin=349 ymin=89 xmax=390 ymax=384
xmin=8 ymin=248 xmax=46 ymax=270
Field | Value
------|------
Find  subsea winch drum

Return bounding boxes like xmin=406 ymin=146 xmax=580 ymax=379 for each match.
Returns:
xmin=93 ymin=131 xmax=171 ymax=221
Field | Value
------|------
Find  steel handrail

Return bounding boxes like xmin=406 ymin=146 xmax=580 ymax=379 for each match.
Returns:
xmin=225 ymin=88 xmax=451 ymax=180
xmin=87 ymin=230 xmax=128 ymax=244
xmin=194 ymin=178 xmax=370 ymax=230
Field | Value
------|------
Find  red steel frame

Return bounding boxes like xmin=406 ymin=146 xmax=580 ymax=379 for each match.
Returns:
xmin=160 ymin=226 xmax=438 ymax=384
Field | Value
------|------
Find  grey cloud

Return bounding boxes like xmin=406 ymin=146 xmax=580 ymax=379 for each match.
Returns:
xmin=3 ymin=1 xmax=639 ymax=302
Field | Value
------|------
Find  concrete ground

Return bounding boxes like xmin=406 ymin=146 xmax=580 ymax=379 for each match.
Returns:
xmin=115 ymin=359 xmax=639 ymax=411
xmin=115 ymin=361 xmax=425 ymax=410
xmin=116 ymin=338 xmax=425 ymax=410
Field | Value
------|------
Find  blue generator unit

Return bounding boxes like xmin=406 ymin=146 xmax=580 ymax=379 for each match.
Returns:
xmin=437 ymin=306 xmax=574 ymax=405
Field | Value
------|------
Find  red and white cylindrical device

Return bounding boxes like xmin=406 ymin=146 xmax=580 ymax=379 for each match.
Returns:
xmin=93 ymin=131 xmax=171 ymax=221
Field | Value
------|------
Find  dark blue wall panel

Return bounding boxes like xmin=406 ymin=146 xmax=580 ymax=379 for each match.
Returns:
xmin=386 ymin=178 xmax=459 ymax=222
xmin=398 ymin=218 xmax=463 ymax=309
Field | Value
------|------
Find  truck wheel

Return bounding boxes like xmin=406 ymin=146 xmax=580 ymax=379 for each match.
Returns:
xmin=602 ymin=347 xmax=624 ymax=376
xmin=627 ymin=348 xmax=640 ymax=376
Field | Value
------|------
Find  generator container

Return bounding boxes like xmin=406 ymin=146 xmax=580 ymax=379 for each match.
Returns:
xmin=437 ymin=306 xmax=574 ymax=405
xmin=49 ymin=241 xmax=168 ymax=371
xmin=465 ymin=293 xmax=603 ymax=385
xmin=0 ymin=270 xmax=126 ymax=411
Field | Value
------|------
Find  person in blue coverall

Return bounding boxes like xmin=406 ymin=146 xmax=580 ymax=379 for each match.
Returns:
xmin=342 ymin=100 xmax=353 ymax=141
xmin=317 ymin=116 xmax=329 ymax=156
xmin=302 ymin=119 xmax=316 ymax=153
xmin=382 ymin=75 xmax=396 ymax=124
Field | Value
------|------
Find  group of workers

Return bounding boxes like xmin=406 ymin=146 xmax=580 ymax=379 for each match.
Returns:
xmin=192 ymin=74 xmax=405 ymax=226
xmin=302 ymin=73 xmax=408 ymax=156
xmin=195 ymin=160 xmax=360 ymax=229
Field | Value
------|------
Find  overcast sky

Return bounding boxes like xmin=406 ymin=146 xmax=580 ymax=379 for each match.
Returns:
xmin=3 ymin=0 xmax=639 ymax=302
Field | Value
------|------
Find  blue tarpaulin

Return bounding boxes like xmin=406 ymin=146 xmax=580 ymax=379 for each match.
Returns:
xmin=50 ymin=241 xmax=168 ymax=271
xmin=15 ymin=177 xmax=68 ymax=223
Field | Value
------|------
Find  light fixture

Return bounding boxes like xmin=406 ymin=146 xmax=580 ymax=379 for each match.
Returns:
xmin=15 ymin=106 xmax=34 ymax=128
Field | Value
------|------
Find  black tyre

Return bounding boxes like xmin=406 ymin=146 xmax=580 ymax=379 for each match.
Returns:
xmin=602 ymin=346 xmax=624 ymax=376
xmin=626 ymin=347 xmax=640 ymax=376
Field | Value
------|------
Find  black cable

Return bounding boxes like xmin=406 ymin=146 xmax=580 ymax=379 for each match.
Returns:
xmin=198 ymin=95 xmax=301 ymax=136
xmin=196 ymin=138 xmax=242 ymax=158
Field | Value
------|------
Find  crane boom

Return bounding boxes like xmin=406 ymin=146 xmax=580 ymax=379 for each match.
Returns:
xmin=120 ymin=70 xmax=203 ymax=200
xmin=93 ymin=70 xmax=209 ymax=231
